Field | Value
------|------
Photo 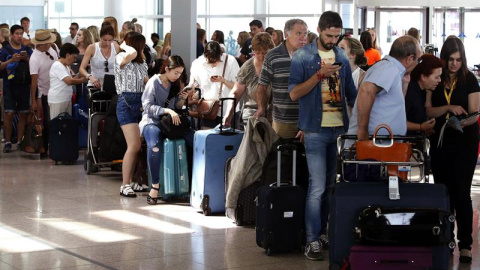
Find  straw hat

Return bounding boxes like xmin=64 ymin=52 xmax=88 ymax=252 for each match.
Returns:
xmin=31 ymin=29 xmax=56 ymax=45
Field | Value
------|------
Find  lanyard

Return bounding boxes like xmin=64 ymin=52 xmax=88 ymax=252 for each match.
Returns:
xmin=443 ymin=78 xmax=457 ymax=119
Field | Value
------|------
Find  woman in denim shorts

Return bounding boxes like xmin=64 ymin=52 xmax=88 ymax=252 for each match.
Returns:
xmin=115 ymin=32 xmax=148 ymax=197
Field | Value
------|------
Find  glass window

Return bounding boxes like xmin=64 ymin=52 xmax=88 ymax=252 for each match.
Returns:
xmin=340 ymin=3 xmax=354 ymax=29
xmin=209 ymin=17 xmax=253 ymax=55
xmin=268 ymin=17 xmax=318 ymax=34
xmin=72 ymin=0 xmax=104 ymax=16
xmin=378 ymin=11 xmax=423 ymax=56
xmin=268 ymin=0 xmax=321 ymax=14
xmin=463 ymin=11 xmax=480 ymax=68
xmin=209 ymin=0 xmax=254 ymax=15
xmin=0 ymin=6 xmax=43 ymax=31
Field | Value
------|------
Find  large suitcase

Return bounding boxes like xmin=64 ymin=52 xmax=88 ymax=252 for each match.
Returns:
xmin=329 ymin=181 xmax=451 ymax=270
xmin=158 ymin=138 xmax=190 ymax=200
xmin=225 ymin=156 xmax=261 ymax=226
xmin=255 ymin=144 xmax=306 ymax=255
xmin=349 ymin=245 xmax=433 ymax=270
xmin=190 ymin=98 xmax=243 ymax=215
xmin=49 ymin=112 xmax=79 ymax=164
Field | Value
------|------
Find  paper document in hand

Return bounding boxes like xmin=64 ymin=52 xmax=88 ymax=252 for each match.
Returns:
xmin=437 ymin=112 xmax=480 ymax=147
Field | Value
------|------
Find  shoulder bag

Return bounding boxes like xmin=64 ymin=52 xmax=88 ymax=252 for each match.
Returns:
xmin=190 ymin=55 xmax=229 ymax=120
xmin=158 ymin=85 xmax=191 ymax=139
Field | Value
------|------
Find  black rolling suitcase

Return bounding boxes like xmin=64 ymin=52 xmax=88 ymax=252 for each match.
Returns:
xmin=329 ymin=181 xmax=452 ymax=270
xmin=225 ymin=156 xmax=261 ymax=226
xmin=255 ymin=144 xmax=305 ymax=255
xmin=49 ymin=112 xmax=79 ymax=164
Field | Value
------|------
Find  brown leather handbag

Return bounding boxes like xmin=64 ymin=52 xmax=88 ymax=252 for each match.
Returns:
xmin=356 ymin=124 xmax=412 ymax=181
xmin=190 ymin=55 xmax=229 ymax=120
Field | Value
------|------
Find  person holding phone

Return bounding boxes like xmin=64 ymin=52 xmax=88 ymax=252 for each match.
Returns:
xmin=425 ymin=37 xmax=480 ymax=263
xmin=289 ymin=11 xmax=357 ymax=261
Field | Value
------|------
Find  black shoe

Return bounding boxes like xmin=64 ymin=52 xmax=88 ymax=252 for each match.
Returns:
xmin=319 ymin=234 xmax=329 ymax=250
xmin=147 ymin=187 xmax=160 ymax=205
xmin=459 ymin=249 xmax=472 ymax=263
xmin=40 ymin=153 xmax=48 ymax=159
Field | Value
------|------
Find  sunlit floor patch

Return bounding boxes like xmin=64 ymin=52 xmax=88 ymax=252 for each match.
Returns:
xmin=0 ymin=225 xmax=53 ymax=253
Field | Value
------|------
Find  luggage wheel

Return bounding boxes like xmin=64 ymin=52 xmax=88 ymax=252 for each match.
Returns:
xmin=266 ymin=247 xmax=272 ymax=256
xmin=201 ymin=195 xmax=211 ymax=216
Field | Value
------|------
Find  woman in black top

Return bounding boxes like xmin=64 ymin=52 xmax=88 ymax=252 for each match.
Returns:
xmin=405 ymin=54 xmax=443 ymax=136
xmin=426 ymin=37 xmax=480 ymax=264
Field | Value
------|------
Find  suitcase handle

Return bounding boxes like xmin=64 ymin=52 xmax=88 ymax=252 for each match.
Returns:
xmin=277 ymin=144 xmax=297 ymax=187
xmin=219 ymin=97 xmax=237 ymax=134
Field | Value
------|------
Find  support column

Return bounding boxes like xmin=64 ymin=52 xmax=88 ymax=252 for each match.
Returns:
xmin=172 ymin=0 xmax=197 ymax=74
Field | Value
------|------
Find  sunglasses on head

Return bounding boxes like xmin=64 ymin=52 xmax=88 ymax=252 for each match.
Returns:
xmin=45 ymin=51 xmax=54 ymax=60
xmin=104 ymin=60 xmax=109 ymax=72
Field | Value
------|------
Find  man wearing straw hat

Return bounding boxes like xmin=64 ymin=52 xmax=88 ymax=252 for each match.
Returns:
xmin=30 ymin=29 xmax=59 ymax=157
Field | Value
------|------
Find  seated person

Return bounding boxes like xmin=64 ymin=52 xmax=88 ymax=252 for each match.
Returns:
xmin=139 ymin=55 xmax=194 ymax=205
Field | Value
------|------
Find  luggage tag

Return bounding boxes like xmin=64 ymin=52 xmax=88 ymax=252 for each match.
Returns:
xmin=389 ymin=176 xmax=400 ymax=200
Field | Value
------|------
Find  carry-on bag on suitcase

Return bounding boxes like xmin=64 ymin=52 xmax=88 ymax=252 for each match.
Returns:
xmin=224 ymin=156 xmax=261 ymax=226
xmin=190 ymin=98 xmax=243 ymax=215
xmin=329 ymin=181 xmax=452 ymax=270
xmin=349 ymin=245 xmax=433 ymax=270
xmin=159 ymin=138 xmax=190 ymax=200
xmin=49 ymin=112 xmax=79 ymax=164
xmin=255 ymin=144 xmax=306 ymax=255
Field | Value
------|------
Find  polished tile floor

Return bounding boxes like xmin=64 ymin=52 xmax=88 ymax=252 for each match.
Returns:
xmin=0 ymin=149 xmax=479 ymax=270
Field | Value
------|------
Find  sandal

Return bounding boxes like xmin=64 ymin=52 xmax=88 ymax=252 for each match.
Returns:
xmin=120 ymin=184 xmax=137 ymax=198
xmin=147 ymin=187 xmax=160 ymax=205
xmin=130 ymin=182 xmax=148 ymax=192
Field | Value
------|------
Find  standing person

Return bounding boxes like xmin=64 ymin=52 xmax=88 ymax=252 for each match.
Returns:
xmin=347 ymin=35 xmax=422 ymax=142
xmin=20 ymin=17 xmax=32 ymax=47
xmin=48 ymin=43 xmax=87 ymax=119
xmin=407 ymin=27 xmax=421 ymax=43
xmin=235 ymin=31 xmax=250 ymax=58
xmin=103 ymin=16 xmax=120 ymax=42
xmin=338 ymin=36 xmax=367 ymax=89
xmin=196 ymin=29 xmax=206 ymax=58
xmin=224 ymin=32 xmax=275 ymax=127
xmin=368 ymin=28 xmax=383 ymax=56
xmin=426 ymin=37 xmax=480 ymax=264
xmin=211 ymin=30 xmax=226 ymax=53
xmin=79 ymin=24 xmax=120 ymax=89
xmin=63 ymin=23 xmax=79 ymax=44
xmin=87 ymin=25 xmax=100 ymax=43
xmin=238 ymin=20 xmax=264 ymax=64
xmin=360 ymin=31 xmax=381 ymax=66
xmin=74 ymin=28 xmax=94 ymax=74
xmin=115 ymin=32 xmax=149 ymax=198
xmin=160 ymin=32 xmax=171 ymax=60
xmin=289 ymin=11 xmax=357 ymax=261
xmin=188 ymin=41 xmax=240 ymax=129
xmin=140 ymin=55 xmax=192 ymax=204
xmin=405 ymin=54 xmax=442 ymax=136
xmin=0 ymin=25 xmax=33 ymax=153
xmin=272 ymin=29 xmax=284 ymax=47
xmin=254 ymin=18 xmax=308 ymax=140
xmin=29 ymin=30 xmax=59 ymax=157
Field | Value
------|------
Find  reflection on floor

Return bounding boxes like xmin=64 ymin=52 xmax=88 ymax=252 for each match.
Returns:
xmin=0 ymin=150 xmax=478 ymax=269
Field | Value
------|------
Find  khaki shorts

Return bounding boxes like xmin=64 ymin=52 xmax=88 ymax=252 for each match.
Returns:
xmin=272 ymin=121 xmax=298 ymax=139
xmin=49 ymin=101 xmax=72 ymax=120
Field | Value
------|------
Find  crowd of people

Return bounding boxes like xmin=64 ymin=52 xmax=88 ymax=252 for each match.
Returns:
xmin=0 ymin=11 xmax=478 ymax=264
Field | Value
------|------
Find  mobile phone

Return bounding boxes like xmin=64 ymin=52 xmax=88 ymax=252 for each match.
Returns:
xmin=332 ymin=62 xmax=342 ymax=66
xmin=20 ymin=50 xmax=27 ymax=55
xmin=211 ymin=75 xmax=219 ymax=79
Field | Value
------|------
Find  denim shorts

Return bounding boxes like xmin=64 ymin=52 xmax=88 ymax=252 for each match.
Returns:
xmin=117 ymin=92 xmax=143 ymax=126
xmin=3 ymin=84 xmax=30 ymax=113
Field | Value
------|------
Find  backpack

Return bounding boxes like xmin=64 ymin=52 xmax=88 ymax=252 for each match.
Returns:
xmin=4 ymin=45 xmax=31 ymax=85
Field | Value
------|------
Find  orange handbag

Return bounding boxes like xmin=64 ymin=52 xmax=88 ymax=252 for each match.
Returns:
xmin=355 ymin=124 xmax=412 ymax=181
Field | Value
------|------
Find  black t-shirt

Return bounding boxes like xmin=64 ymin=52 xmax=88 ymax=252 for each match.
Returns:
xmin=405 ymin=80 xmax=427 ymax=135
xmin=240 ymin=38 xmax=252 ymax=60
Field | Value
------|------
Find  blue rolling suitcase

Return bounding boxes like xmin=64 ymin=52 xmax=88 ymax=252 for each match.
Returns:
xmin=73 ymin=103 xmax=88 ymax=148
xmin=158 ymin=138 xmax=190 ymax=200
xmin=49 ymin=112 xmax=79 ymax=164
xmin=190 ymin=98 xmax=244 ymax=215
xmin=329 ymin=181 xmax=452 ymax=270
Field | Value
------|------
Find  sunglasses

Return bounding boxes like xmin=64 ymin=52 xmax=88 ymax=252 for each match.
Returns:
xmin=104 ymin=60 xmax=109 ymax=72
xmin=45 ymin=51 xmax=54 ymax=60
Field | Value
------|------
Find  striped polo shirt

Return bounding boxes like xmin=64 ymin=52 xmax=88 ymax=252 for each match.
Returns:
xmin=258 ymin=41 xmax=299 ymax=124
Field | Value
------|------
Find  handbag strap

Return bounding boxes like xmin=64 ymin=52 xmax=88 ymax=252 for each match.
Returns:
xmin=217 ymin=55 xmax=229 ymax=100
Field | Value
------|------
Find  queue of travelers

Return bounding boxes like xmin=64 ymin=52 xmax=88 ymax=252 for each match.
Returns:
xmin=0 ymin=12 xmax=477 ymax=264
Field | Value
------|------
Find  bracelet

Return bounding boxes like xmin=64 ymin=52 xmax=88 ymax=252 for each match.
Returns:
xmin=316 ymin=70 xmax=324 ymax=81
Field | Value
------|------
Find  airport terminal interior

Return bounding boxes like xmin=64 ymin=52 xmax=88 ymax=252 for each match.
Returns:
xmin=1 ymin=0 xmax=480 ymax=269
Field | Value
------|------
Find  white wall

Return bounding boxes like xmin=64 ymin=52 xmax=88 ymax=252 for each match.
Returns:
xmin=1 ymin=0 xmax=44 ymax=6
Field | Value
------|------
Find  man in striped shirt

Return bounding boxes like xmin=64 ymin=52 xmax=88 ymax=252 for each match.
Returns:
xmin=254 ymin=18 xmax=308 ymax=140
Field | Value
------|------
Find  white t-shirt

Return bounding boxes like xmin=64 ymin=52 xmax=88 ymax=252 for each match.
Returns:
xmin=48 ymin=61 xmax=73 ymax=103
xmin=29 ymin=47 xmax=59 ymax=97
xmin=63 ymin=35 xmax=75 ymax=45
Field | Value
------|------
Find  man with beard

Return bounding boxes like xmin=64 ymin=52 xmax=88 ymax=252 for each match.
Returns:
xmin=289 ymin=11 xmax=357 ymax=261
xmin=255 ymin=18 xmax=308 ymax=140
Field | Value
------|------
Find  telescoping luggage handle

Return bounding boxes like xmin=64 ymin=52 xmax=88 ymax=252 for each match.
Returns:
xmin=276 ymin=144 xmax=297 ymax=187
xmin=219 ymin=97 xmax=237 ymax=134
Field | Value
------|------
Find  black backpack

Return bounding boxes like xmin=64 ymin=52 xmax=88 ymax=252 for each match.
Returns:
xmin=4 ymin=45 xmax=31 ymax=85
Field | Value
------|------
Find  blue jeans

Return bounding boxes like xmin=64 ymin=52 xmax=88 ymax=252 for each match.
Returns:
xmin=116 ymin=92 xmax=143 ymax=126
xmin=143 ymin=124 xmax=194 ymax=185
xmin=304 ymin=127 xmax=344 ymax=244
